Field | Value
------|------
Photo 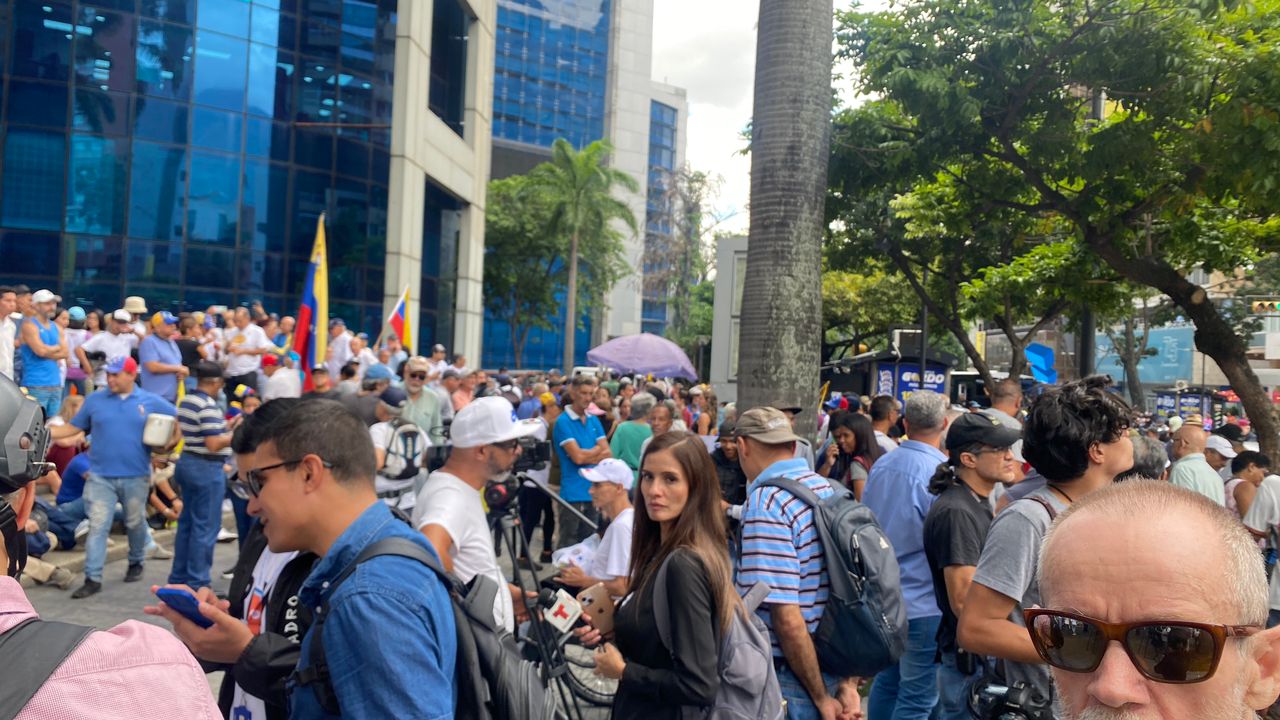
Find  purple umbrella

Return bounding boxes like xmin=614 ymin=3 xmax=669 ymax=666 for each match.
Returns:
xmin=586 ymin=333 xmax=698 ymax=380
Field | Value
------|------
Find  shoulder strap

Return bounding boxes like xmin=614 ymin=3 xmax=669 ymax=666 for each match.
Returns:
xmin=0 ymin=618 xmax=94 ymax=720
xmin=651 ymin=554 xmax=677 ymax=655
xmin=294 ymin=537 xmax=451 ymax=716
xmin=1021 ymin=495 xmax=1058 ymax=522
xmin=756 ymin=475 xmax=823 ymax=508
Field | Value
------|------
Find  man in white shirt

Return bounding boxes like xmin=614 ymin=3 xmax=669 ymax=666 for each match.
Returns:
xmin=260 ymin=353 xmax=301 ymax=401
xmin=326 ymin=318 xmax=353 ymax=378
xmin=222 ymin=307 xmax=271 ymax=396
xmin=370 ymin=386 xmax=428 ymax=513
xmin=427 ymin=343 xmax=450 ymax=387
xmin=554 ymin=457 xmax=634 ymax=598
xmin=78 ymin=309 xmax=140 ymax=388
xmin=1244 ymin=474 xmax=1280 ymax=628
xmin=0 ymin=286 xmax=16 ymax=380
xmin=413 ymin=397 xmax=540 ymax=632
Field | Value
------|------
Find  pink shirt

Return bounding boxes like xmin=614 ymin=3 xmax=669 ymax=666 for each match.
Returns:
xmin=0 ymin=577 xmax=222 ymax=720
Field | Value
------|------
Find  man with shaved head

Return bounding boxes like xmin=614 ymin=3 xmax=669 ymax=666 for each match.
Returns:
xmin=1169 ymin=424 xmax=1226 ymax=505
xmin=1036 ymin=480 xmax=1280 ymax=719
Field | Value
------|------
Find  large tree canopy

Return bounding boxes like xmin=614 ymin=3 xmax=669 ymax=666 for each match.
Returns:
xmin=838 ymin=0 xmax=1280 ymax=455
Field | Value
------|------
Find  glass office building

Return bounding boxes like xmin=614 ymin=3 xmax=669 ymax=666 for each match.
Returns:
xmin=0 ymin=0 xmax=438 ymax=340
xmin=642 ymin=99 xmax=677 ymax=336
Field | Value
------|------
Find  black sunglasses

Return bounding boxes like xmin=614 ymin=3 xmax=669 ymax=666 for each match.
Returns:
xmin=490 ymin=439 xmax=519 ymax=451
xmin=234 ymin=457 xmax=333 ymax=498
xmin=1024 ymin=609 xmax=1260 ymax=684
xmin=409 ymin=372 xmax=428 ymax=380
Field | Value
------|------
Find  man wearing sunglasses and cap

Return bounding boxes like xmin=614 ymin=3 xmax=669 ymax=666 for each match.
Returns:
xmin=1034 ymin=480 xmax=1280 ymax=719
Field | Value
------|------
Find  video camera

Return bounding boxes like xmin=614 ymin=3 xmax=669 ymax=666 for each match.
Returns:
xmin=0 ymin=375 xmax=51 ymax=496
xmin=425 ymin=433 xmax=552 ymax=475
xmin=967 ymin=680 xmax=1053 ymax=720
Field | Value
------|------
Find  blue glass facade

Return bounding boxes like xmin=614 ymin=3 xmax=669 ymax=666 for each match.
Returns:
xmin=642 ymin=100 xmax=677 ymax=336
xmin=485 ymin=0 xmax=612 ymax=368
xmin=0 ymin=0 xmax=448 ymax=348
xmin=492 ymin=0 xmax=610 ymax=149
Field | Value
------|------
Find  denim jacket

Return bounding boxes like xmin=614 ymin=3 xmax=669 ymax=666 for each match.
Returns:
xmin=288 ymin=501 xmax=457 ymax=719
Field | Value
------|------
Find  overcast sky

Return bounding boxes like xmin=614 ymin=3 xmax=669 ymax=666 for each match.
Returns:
xmin=650 ymin=1 xmax=886 ymax=234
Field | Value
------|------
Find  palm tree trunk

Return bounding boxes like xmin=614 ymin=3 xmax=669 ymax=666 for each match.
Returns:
xmin=563 ymin=231 xmax=581 ymax=372
xmin=737 ymin=0 xmax=834 ymax=438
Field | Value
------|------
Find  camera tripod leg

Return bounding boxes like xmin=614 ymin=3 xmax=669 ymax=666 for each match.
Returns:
xmin=494 ymin=511 xmax=588 ymax=720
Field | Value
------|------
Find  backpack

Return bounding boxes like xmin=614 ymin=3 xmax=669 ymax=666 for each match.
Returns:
xmin=652 ymin=552 xmax=784 ymax=720
xmin=0 ymin=618 xmax=94 ymax=719
xmin=381 ymin=420 xmax=426 ymax=481
xmin=292 ymin=537 xmax=559 ymax=720
xmin=756 ymin=475 xmax=908 ymax=677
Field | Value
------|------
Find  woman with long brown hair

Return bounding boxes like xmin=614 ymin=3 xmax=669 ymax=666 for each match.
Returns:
xmin=592 ymin=430 xmax=737 ymax=718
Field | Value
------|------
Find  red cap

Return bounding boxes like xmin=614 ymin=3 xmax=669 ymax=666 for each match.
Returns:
xmin=261 ymin=354 xmax=279 ymax=367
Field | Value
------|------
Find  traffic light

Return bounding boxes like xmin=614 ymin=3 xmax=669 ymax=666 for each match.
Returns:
xmin=1252 ymin=299 xmax=1280 ymax=314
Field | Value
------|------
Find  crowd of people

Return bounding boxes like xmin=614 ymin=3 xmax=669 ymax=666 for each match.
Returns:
xmin=3 ymin=288 xmax=1280 ymax=720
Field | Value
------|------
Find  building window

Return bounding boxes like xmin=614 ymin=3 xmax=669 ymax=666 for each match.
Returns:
xmin=429 ymin=0 xmax=471 ymax=136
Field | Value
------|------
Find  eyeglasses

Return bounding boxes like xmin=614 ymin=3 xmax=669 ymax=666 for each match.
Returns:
xmin=1024 ymin=609 xmax=1260 ymax=684
xmin=233 ymin=457 xmax=333 ymax=498
xmin=490 ymin=439 xmax=519 ymax=451
xmin=409 ymin=372 xmax=428 ymax=380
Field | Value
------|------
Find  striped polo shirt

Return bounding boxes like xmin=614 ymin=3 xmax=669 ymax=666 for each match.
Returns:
xmin=736 ymin=458 xmax=834 ymax=658
xmin=177 ymin=390 xmax=229 ymax=457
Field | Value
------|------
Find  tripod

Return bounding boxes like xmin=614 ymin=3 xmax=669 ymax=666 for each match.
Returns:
xmin=490 ymin=477 xmax=608 ymax=719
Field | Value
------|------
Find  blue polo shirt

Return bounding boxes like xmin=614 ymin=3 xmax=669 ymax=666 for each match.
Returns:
xmin=139 ymin=334 xmax=183 ymax=402
xmin=71 ymin=385 xmax=177 ymax=478
xmin=553 ymin=407 xmax=606 ymax=503
xmin=862 ymin=439 xmax=946 ymax=620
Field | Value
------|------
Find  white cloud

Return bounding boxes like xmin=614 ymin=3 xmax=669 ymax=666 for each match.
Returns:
xmin=651 ymin=0 xmax=887 ymax=237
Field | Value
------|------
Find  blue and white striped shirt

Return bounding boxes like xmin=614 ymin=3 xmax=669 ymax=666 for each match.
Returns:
xmin=178 ymin=390 xmax=229 ymax=457
xmin=736 ymin=458 xmax=834 ymax=657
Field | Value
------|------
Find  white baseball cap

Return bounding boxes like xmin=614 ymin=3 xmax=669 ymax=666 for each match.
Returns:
xmin=581 ymin=458 xmax=634 ymax=491
xmin=1206 ymin=434 xmax=1238 ymax=459
xmin=450 ymin=396 xmax=541 ymax=448
xmin=32 ymin=289 xmax=60 ymax=304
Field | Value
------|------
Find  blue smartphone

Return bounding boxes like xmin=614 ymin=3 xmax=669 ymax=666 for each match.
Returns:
xmin=155 ymin=587 xmax=215 ymax=629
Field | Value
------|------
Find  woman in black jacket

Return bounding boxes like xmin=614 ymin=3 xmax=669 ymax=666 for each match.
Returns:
xmin=592 ymin=430 xmax=739 ymax=719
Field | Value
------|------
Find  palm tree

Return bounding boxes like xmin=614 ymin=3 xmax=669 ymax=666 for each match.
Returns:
xmin=530 ymin=139 xmax=639 ymax=372
xmin=737 ymin=0 xmax=834 ymax=435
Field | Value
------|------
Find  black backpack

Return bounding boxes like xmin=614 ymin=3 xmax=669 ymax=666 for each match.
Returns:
xmin=757 ymin=476 xmax=908 ymax=677
xmin=291 ymin=537 xmax=559 ymax=719
xmin=0 ymin=618 xmax=94 ymax=719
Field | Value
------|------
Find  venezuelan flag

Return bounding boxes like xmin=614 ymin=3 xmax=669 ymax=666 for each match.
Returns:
xmin=293 ymin=215 xmax=328 ymax=391
xmin=386 ymin=285 xmax=412 ymax=352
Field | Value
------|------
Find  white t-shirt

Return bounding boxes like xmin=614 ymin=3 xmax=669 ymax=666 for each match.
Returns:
xmin=262 ymin=368 xmax=302 ymax=401
xmin=224 ymin=323 xmax=271 ymax=377
xmin=327 ymin=331 xmax=353 ymax=377
xmin=1243 ymin=475 xmax=1280 ymax=610
xmin=354 ymin=347 xmax=379 ymax=379
xmin=64 ymin=328 xmax=89 ymax=370
xmin=428 ymin=358 xmax=450 ymax=387
xmin=588 ymin=507 xmax=633 ymax=583
xmin=80 ymin=330 xmax=139 ymax=386
xmin=0 ymin=316 xmax=15 ymax=380
xmin=230 ymin=548 xmax=300 ymax=720
xmin=413 ymin=471 xmax=514 ymax=631
xmin=370 ymin=420 xmax=430 ymax=512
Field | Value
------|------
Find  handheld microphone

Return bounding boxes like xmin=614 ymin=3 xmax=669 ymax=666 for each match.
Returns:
xmin=538 ymin=588 xmax=583 ymax=635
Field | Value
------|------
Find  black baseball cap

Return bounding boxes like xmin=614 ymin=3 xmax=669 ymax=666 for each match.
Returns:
xmin=945 ymin=412 xmax=1021 ymax=452
xmin=193 ymin=360 xmax=224 ymax=380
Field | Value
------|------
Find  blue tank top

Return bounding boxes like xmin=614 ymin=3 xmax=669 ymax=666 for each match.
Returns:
xmin=19 ymin=317 xmax=61 ymax=387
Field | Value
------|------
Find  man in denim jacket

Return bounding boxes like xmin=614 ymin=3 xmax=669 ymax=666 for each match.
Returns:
xmin=241 ymin=398 xmax=457 ymax=719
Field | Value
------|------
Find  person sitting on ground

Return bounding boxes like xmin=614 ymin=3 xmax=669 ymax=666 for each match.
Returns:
xmin=554 ymin=458 xmax=634 ymax=598
xmin=1034 ymin=480 xmax=1280 ymax=719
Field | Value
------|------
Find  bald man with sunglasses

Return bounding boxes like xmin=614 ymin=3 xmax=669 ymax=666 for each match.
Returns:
xmin=1035 ymin=480 xmax=1280 ymax=719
